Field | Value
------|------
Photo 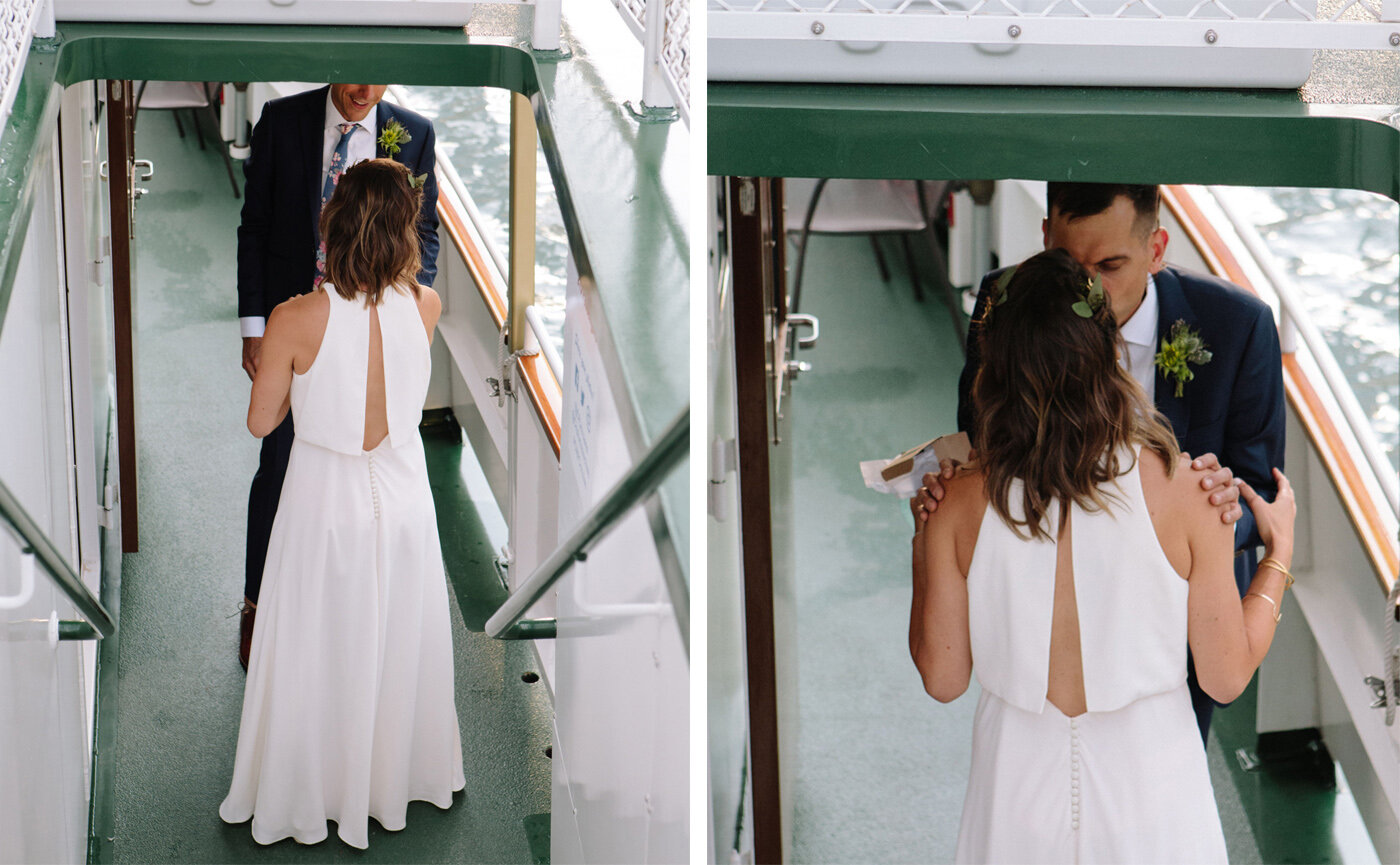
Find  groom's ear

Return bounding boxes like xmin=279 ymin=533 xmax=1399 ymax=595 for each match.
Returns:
xmin=1148 ymin=226 xmax=1168 ymax=273
xmin=1040 ymin=217 xmax=1050 ymax=250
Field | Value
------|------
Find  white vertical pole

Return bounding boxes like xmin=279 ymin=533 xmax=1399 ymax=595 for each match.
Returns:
xmin=533 ymin=0 xmax=562 ymax=50
xmin=1383 ymin=0 xmax=1400 ymax=21
xmin=641 ymin=0 xmax=673 ymax=108
xmin=35 ymin=0 xmax=55 ymax=40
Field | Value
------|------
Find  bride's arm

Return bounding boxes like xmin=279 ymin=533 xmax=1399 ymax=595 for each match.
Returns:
xmin=248 ymin=303 xmax=296 ymax=437
xmin=1187 ymin=468 xmax=1296 ymax=703
xmin=910 ymin=486 xmax=973 ymax=703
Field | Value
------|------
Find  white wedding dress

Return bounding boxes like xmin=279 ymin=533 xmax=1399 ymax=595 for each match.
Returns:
xmin=954 ymin=448 xmax=1228 ymax=864
xmin=219 ymin=284 xmax=464 ymax=849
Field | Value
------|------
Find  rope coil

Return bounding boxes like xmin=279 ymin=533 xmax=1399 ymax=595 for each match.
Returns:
xmin=489 ymin=328 xmax=539 ymax=407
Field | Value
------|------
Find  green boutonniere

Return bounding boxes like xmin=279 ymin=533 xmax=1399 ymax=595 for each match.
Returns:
xmin=1154 ymin=320 xmax=1212 ymax=398
xmin=378 ymin=120 xmax=412 ymax=157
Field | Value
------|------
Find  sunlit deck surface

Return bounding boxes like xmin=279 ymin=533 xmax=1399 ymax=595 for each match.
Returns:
xmin=785 ymin=230 xmax=1356 ymax=863
xmin=100 ymin=99 xmax=551 ymax=864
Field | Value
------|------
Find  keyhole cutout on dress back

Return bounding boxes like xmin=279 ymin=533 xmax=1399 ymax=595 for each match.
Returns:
xmin=363 ymin=303 xmax=389 ymax=451
xmin=1046 ymin=504 xmax=1089 ymax=717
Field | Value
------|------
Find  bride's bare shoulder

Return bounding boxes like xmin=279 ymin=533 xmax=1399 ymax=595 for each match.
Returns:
xmin=1137 ymin=446 xmax=1197 ymax=511
xmin=414 ymin=284 xmax=442 ymax=337
xmin=269 ymin=289 xmax=328 ymax=330
xmin=934 ymin=468 xmax=988 ymax=527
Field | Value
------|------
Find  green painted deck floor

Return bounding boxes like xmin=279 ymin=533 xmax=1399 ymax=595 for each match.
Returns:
xmin=103 ymin=107 xmax=551 ymax=863
xmin=786 ymin=233 xmax=1354 ymax=863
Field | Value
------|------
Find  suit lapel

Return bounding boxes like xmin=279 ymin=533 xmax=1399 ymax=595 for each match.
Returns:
xmin=304 ymin=86 xmax=329 ymax=242
xmin=375 ymin=103 xmax=394 ymax=160
xmin=1152 ymin=267 xmax=1193 ymax=440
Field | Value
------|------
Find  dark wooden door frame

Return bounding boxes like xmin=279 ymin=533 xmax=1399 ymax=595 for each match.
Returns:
xmin=106 ymin=79 xmax=138 ymax=553
xmin=729 ymin=175 xmax=783 ymax=865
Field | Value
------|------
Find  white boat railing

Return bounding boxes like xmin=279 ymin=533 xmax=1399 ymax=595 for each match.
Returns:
xmin=0 ymin=0 xmax=51 ymax=126
xmin=708 ymin=0 xmax=1400 ymax=50
xmin=1210 ymin=188 xmax=1400 ymax=520
xmin=614 ymin=0 xmax=692 ymax=122
xmin=386 ymin=84 xmax=562 ymax=382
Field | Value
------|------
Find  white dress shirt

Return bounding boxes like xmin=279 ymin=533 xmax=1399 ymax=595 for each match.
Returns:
xmin=1118 ymin=272 xmax=1159 ymax=404
xmin=240 ymin=93 xmax=379 ymax=339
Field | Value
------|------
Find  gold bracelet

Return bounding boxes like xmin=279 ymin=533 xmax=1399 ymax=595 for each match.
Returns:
xmin=1257 ymin=557 xmax=1295 ymax=591
xmin=1244 ymin=591 xmax=1281 ymax=623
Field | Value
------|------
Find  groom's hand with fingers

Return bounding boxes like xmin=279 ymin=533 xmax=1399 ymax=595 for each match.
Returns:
xmin=1183 ymin=451 xmax=1243 ymax=524
xmin=910 ymin=453 xmax=972 ymax=528
xmin=242 ymin=337 xmax=263 ymax=382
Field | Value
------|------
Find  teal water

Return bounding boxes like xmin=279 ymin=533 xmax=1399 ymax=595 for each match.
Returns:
xmin=395 ymin=86 xmax=568 ymax=355
xmin=1218 ymin=186 xmax=1399 ymax=474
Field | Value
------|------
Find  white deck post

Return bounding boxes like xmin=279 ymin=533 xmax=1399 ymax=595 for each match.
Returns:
xmin=532 ymin=0 xmax=562 ymax=51
xmin=35 ymin=0 xmax=54 ymax=39
xmin=641 ymin=0 xmax=673 ymax=109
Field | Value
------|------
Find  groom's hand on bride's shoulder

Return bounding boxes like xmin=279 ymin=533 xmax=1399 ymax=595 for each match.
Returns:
xmin=1184 ymin=451 xmax=1242 ymax=524
xmin=910 ymin=457 xmax=964 ymax=527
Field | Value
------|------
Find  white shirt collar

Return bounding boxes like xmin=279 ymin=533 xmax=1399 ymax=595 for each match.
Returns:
xmin=325 ymin=89 xmax=377 ymax=136
xmin=1119 ymin=272 xmax=1159 ymax=348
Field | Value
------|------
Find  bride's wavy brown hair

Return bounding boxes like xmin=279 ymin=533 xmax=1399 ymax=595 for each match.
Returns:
xmin=320 ymin=158 xmax=423 ymax=306
xmin=973 ymin=248 xmax=1179 ymax=541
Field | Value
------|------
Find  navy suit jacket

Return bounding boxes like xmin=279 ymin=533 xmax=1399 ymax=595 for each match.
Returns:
xmin=236 ymin=86 xmax=440 ymax=321
xmin=957 ymin=264 xmax=1286 ymax=577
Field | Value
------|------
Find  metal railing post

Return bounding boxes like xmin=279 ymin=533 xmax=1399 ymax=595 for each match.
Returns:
xmin=0 ymin=477 xmax=115 ymax=638
xmin=1277 ymin=307 xmax=1299 ymax=354
xmin=508 ymin=92 xmax=536 ymax=354
xmin=35 ymin=0 xmax=54 ymax=39
xmin=642 ymin=0 xmax=674 ymax=110
xmin=484 ymin=407 xmax=690 ymax=650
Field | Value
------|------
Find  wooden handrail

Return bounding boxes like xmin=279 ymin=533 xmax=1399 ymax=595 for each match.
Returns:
xmin=436 ymin=194 xmax=563 ymax=458
xmin=1162 ymin=184 xmax=1398 ymax=591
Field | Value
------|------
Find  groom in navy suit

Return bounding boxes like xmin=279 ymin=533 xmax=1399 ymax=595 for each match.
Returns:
xmin=918 ymin=183 xmax=1285 ymax=742
xmin=236 ymin=83 xmax=440 ymax=669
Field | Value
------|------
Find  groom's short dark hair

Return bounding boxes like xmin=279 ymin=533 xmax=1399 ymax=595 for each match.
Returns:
xmin=1046 ymin=183 xmax=1160 ymax=237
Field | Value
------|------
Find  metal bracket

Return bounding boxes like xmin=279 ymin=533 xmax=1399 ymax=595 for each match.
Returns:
xmin=532 ymin=46 xmax=574 ymax=61
xmin=99 ymin=484 xmax=117 ymax=529
xmin=493 ymin=547 xmax=513 ymax=591
xmin=31 ymin=34 xmax=62 ymax=54
xmin=1364 ymin=673 xmax=1397 ymax=708
xmin=0 ymin=549 xmax=36 ymax=610
xmin=708 ymin=437 xmax=739 ymax=522
xmin=710 ymin=437 xmax=738 ymax=480
xmin=624 ymin=100 xmax=680 ymax=124
xmin=786 ymin=313 xmax=820 ymax=349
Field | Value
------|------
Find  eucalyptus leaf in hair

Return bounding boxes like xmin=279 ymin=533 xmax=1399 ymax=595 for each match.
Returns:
xmin=1071 ymin=273 xmax=1106 ymax=318
xmin=990 ymin=265 xmax=1017 ymax=308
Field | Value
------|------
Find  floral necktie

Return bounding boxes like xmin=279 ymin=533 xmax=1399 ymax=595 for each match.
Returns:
xmin=315 ymin=122 xmax=359 ymax=285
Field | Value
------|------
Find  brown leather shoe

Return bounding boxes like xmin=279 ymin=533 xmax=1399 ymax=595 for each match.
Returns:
xmin=239 ymin=599 xmax=256 ymax=671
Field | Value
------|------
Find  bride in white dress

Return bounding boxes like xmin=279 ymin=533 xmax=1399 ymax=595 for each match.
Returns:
xmin=220 ymin=159 xmax=464 ymax=848
xmin=910 ymin=249 xmax=1296 ymax=863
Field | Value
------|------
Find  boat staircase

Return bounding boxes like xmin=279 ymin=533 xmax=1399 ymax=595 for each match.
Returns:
xmin=0 ymin=2 xmax=689 ymax=863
